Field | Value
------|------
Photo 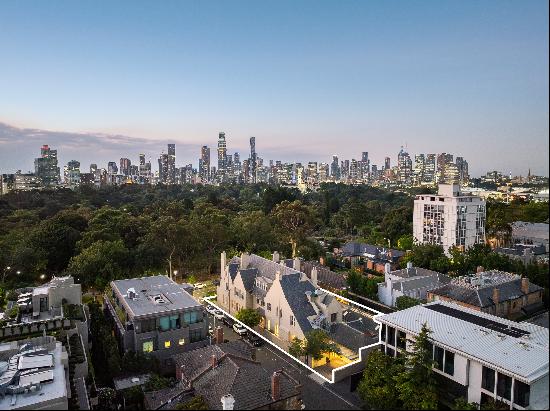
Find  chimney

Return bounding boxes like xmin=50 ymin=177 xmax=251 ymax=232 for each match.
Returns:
xmin=293 ymin=257 xmax=301 ymax=271
xmin=271 ymin=371 xmax=281 ymax=401
xmin=311 ymin=268 xmax=318 ymax=287
xmin=492 ymin=288 xmax=500 ymax=304
xmin=305 ymin=291 xmax=312 ymax=302
xmin=406 ymin=261 xmax=413 ymax=270
xmin=221 ymin=394 xmax=235 ymax=410
xmin=521 ymin=277 xmax=529 ymax=294
xmin=211 ymin=354 xmax=218 ymax=368
xmin=221 ymin=251 xmax=227 ymax=272
xmin=272 ymin=251 xmax=280 ymax=263
xmin=215 ymin=326 xmax=224 ymax=344
xmin=384 ymin=263 xmax=391 ymax=274
xmin=275 ymin=270 xmax=281 ymax=282
xmin=477 ymin=266 xmax=484 ymax=273
xmin=241 ymin=252 xmax=250 ymax=269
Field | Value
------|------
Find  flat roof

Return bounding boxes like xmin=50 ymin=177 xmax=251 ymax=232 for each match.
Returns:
xmin=0 ymin=342 xmax=67 ymax=410
xmin=111 ymin=275 xmax=201 ymax=318
xmin=376 ymin=301 xmax=549 ymax=383
xmin=113 ymin=373 xmax=151 ymax=391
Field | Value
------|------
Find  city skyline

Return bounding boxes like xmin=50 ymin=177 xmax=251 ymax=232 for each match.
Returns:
xmin=0 ymin=1 xmax=548 ymax=177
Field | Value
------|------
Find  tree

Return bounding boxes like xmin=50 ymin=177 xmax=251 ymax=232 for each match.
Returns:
xmin=397 ymin=234 xmax=414 ymax=251
xmin=402 ymin=244 xmax=449 ymax=272
xmin=357 ymin=350 xmax=403 ymax=410
xmin=271 ymin=200 xmax=316 ymax=258
xmin=302 ymin=329 xmax=340 ymax=365
xmin=394 ymin=323 xmax=438 ymax=410
xmin=452 ymin=397 xmax=478 ymax=410
xmin=395 ymin=295 xmax=422 ymax=310
xmin=288 ymin=337 xmax=305 ymax=361
xmin=235 ymin=308 xmax=261 ymax=327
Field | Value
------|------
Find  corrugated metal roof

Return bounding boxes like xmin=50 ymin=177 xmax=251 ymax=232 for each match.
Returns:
xmin=376 ymin=301 xmax=549 ymax=383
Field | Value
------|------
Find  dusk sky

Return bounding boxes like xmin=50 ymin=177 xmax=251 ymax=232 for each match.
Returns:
xmin=0 ymin=0 xmax=548 ymax=176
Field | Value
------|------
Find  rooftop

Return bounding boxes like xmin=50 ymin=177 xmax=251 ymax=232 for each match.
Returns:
xmin=376 ymin=301 xmax=549 ymax=383
xmin=111 ymin=275 xmax=201 ymax=318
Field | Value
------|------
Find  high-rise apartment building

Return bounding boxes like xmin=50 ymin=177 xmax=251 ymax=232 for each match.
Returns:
xmin=249 ymin=137 xmax=257 ymax=183
xmin=64 ymin=160 xmax=81 ymax=188
xmin=167 ymin=144 xmax=176 ymax=184
xmin=200 ymin=146 xmax=210 ymax=183
xmin=119 ymin=158 xmax=131 ymax=176
xmin=413 ymin=184 xmax=486 ymax=255
xmin=397 ymin=147 xmax=413 ymax=184
xmin=330 ymin=155 xmax=340 ymax=180
xmin=384 ymin=157 xmax=391 ymax=170
xmin=217 ymin=132 xmax=227 ymax=181
xmin=34 ymin=145 xmax=60 ymax=186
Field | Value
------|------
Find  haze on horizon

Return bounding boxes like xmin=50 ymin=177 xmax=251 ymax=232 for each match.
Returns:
xmin=0 ymin=0 xmax=548 ymax=177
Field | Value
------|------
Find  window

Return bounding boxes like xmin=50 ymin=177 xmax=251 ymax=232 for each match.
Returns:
xmin=514 ymin=380 xmax=530 ymax=407
xmin=434 ymin=346 xmax=444 ymax=371
xmin=387 ymin=326 xmax=396 ymax=346
xmin=190 ymin=329 xmax=202 ymax=343
xmin=396 ymin=331 xmax=406 ymax=350
xmin=290 ymin=316 xmax=295 ymax=326
xmin=387 ymin=347 xmax=395 ymax=357
xmin=142 ymin=340 xmax=154 ymax=353
xmin=331 ymin=313 xmax=337 ymax=322
xmin=178 ymin=338 xmax=185 ymax=346
xmin=444 ymin=351 xmax=454 ymax=376
xmin=170 ymin=315 xmax=180 ymax=329
xmin=481 ymin=366 xmax=495 ymax=392
xmin=381 ymin=324 xmax=386 ymax=342
xmin=497 ymin=373 xmax=512 ymax=400
xmin=184 ymin=311 xmax=198 ymax=324
xmin=164 ymin=340 xmax=171 ymax=349
xmin=267 ymin=303 xmax=271 ymax=311
xmin=159 ymin=316 xmax=170 ymax=331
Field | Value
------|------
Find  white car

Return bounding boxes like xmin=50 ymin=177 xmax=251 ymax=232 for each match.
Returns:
xmin=205 ymin=305 xmax=218 ymax=315
xmin=212 ymin=310 xmax=225 ymax=321
xmin=233 ymin=323 xmax=248 ymax=336
xmin=194 ymin=283 xmax=206 ymax=289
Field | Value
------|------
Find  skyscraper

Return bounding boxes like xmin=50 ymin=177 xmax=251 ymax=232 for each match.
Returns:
xmin=64 ymin=160 xmax=81 ymax=188
xmin=384 ymin=157 xmax=391 ymax=170
xmin=249 ymin=137 xmax=257 ymax=183
xmin=397 ymin=147 xmax=412 ymax=184
xmin=200 ymin=145 xmax=210 ymax=183
xmin=330 ymin=155 xmax=340 ymax=180
xmin=34 ymin=145 xmax=60 ymax=186
xmin=120 ymin=158 xmax=131 ymax=176
xmin=217 ymin=132 xmax=227 ymax=181
xmin=167 ymin=144 xmax=176 ymax=184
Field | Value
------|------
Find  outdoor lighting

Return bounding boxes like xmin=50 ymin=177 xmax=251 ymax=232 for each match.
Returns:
xmin=16 ymin=271 xmax=21 ymax=275
xmin=40 ymin=274 xmax=46 ymax=280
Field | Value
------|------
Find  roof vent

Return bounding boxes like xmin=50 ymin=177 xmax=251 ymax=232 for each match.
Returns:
xmin=127 ymin=288 xmax=137 ymax=299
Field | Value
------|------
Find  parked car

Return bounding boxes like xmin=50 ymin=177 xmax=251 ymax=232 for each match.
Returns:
xmin=212 ymin=310 xmax=225 ymax=321
xmin=233 ymin=323 xmax=248 ymax=336
xmin=205 ymin=305 xmax=218 ymax=315
xmin=194 ymin=283 xmax=207 ymax=289
xmin=223 ymin=315 xmax=235 ymax=327
xmin=245 ymin=332 xmax=264 ymax=347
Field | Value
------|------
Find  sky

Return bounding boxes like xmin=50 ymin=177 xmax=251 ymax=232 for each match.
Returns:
xmin=0 ymin=0 xmax=548 ymax=177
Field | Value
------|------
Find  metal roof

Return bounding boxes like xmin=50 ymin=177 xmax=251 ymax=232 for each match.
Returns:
xmin=376 ymin=301 xmax=549 ymax=383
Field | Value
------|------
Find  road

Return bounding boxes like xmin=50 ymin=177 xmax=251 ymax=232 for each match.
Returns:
xmin=207 ymin=316 xmax=362 ymax=410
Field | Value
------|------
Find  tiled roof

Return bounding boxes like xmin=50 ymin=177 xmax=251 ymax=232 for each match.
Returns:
xmin=393 ymin=274 xmax=451 ymax=293
xmin=279 ymin=274 xmax=317 ymax=334
xmin=329 ymin=323 xmax=370 ymax=353
xmin=246 ymin=254 xmax=301 ymax=280
xmin=390 ymin=267 xmax=442 ymax=279
xmin=172 ymin=341 xmax=298 ymax=410
xmin=341 ymin=242 xmax=405 ymax=261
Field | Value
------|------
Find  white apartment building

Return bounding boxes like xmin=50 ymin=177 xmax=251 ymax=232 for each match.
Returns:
xmin=375 ymin=301 xmax=549 ymax=410
xmin=413 ymin=184 xmax=486 ymax=255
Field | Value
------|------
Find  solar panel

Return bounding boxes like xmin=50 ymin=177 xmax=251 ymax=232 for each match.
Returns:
xmin=426 ymin=304 xmax=530 ymax=338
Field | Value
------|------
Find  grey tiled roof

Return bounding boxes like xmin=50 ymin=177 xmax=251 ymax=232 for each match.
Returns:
xmin=279 ymin=274 xmax=317 ymax=334
xmin=228 ymin=262 xmax=240 ymax=281
xmin=392 ymin=273 xmax=451 ymax=293
xmin=341 ymin=242 xmax=405 ymax=262
xmin=329 ymin=323 xmax=370 ymax=353
xmin=239 ymin=268 xmax=259 ymax=292
xmin=390 ymin=266 xmax=442 ymax=279
xmin=172 ymin=341 xmax=298 ymax=410
xmin=430 ymin=278 xmax=543 ymax=308
xmin=246 ymin=254 xmax=301 ymax=280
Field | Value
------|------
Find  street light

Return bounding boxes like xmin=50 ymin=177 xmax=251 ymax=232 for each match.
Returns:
xmin=173 ymin=270 xmax=178 ymax=281
xmin=1 ymin=266 xmax=12 ymax=283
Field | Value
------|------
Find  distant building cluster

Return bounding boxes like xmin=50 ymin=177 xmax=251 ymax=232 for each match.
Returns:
xmin=0 ymin=135 xmax=480 ymax=194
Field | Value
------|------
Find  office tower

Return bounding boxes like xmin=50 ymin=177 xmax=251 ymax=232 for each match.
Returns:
xmin=64 ymin=160 xmax=81 ymax=188
xmin=371 ymin=164 xmax=378 ymax=179
xmin=119 ymin=158 xmax=131 ymax=176
xmin=90 ymin=164 xmax=98 ymax=174
xmin=217 ymin=132 xmax=227 ymax=181
xmin=330 ymin=155 xmax=340 ymax=180
xmin=397 ymin=147 xmax=412 ymax=184
xmin=350 ymin=159 xmax=359 ymax=180
xmin=139 ymin=154 xmax=146 ymax=166
xmin=0 ymin=174 xmax=15 ymax=195
xmin=249 ymin=137 xmax=257 ymax=183
xmin=107 ymin=161 xmax=118 ymax=175
xmin=436 ymin=153 xmax=454 ymax=183
xmin=384 ymin=157 xmax=391 ymax=170
xmin=200 ymin=146 xmax=210 ymax=183
xmin=167 ymin=144 xmax=176 ymax=184
xmin=158 ymin=153 xmax=169 ymax=184
xmin=456 ymin=157 xmax=469 ymax=184
xmin=138 ymin=154 xmax=152 ymax=184
xmin=414 ymin=154 xmax=425 ymax=185
xmin=318 ymin=163 xmax=330 ymax=182
xmin=360 ymin=152 xmax=370 ymax=180
xmin=34 ymin=144 xmax=60 ymax=186
xmin=424 ymin=154 xmax=436 ymax=184
xmin=413 ymin=184 xmax=486 ymax=255
xmin=341 ymin=160 xmax=350 ymax=179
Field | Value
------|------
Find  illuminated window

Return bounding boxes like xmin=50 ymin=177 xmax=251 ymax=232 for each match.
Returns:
xmin=164 ymin=340 xmax=171 ymax=349
xmin=178 ymin=338 xmax=185 ymax=346
xmin=142 ymin=341 xmax=153 ymax=353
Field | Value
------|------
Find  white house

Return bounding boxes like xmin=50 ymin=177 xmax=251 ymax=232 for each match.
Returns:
xmin=375 ymin=301 xmax=549 ymax=410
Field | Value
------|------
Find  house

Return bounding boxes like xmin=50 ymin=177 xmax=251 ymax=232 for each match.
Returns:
xmin=375 ymin=301 xmax=549 ymax=409
xmin=377 ymin=262 xmax=451 ymax=307
xmin=495 ymin=244 xmax=548 ymax=265
xmin=216 ymin=252 xmax=344 ymax=344
xmin=146 ymin=340 xmax=302 ymax=410
xmin=427 ymin=270 xmax=544 ymax=319
xmin=340 ymin=242 xmax=405 ymax=273
xmin=0 ymin=336 xmax=69 ymax=410
xmin=105 ymin=275 xmax=208 ymax=364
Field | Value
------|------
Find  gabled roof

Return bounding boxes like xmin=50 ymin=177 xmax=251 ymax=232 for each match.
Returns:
xmin=341 ymin=242 xmax=405 ymax=261
xmin=172 ymin=341 xmax=298 ymax=410
xmin=279 ymin=274 xmax=317 ymax=334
